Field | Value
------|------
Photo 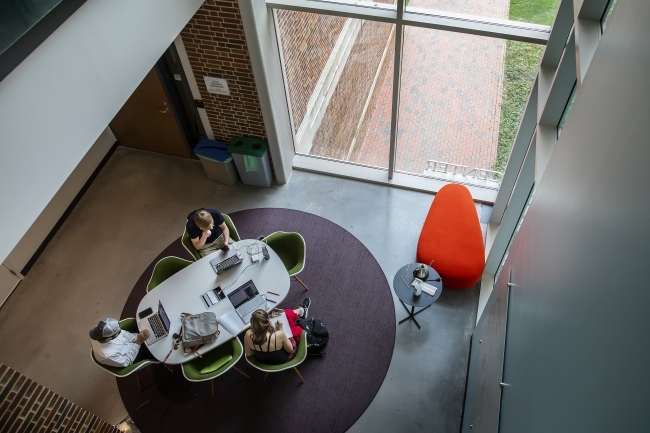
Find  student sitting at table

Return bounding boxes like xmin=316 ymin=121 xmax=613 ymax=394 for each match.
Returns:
xmin=244 ymin=298 xmax=311 ymax=364
xmin=89 ymin=318 xmax=151 ymax=367
xmin=186 ymin=208 xmax=232 ymax=257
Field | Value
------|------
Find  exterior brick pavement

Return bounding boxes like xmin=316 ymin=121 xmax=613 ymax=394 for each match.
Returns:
xmin=352 ymin=0 xmax=509 ymax=174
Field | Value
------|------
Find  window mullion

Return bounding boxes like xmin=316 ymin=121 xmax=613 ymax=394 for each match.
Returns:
xmin=388 ymin=0 xmax=405 ymax=179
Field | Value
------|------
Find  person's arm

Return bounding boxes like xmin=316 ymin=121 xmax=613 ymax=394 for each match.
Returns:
xmin=244 ymin=330 xmax=254 ymax=357
xmin=279 ymin=330 xmax=293 ymax=353
xmin=274 ymin=322 xmax=293 ymax=353
xmin=219 ymin=222 xmax=230 ymax=247
xmin=105 ymin=330 xmax=149 ymax=367
xmin=191 ymin=230 xmax=212 ymax=249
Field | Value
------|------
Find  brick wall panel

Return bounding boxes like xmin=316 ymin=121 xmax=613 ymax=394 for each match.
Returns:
xmin=0 ymin=364 xmax=118 ymax=433
xmin=180 ymin=0 xmax=266 ymax=146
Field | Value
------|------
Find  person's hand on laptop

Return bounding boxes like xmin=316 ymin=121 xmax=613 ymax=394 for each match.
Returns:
xmin=135 ymin=330 xmax=150 ymax=344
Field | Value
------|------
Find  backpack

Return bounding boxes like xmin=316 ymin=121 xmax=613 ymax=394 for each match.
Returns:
xmin=180 ymin=312 xmax=219 ymax=351
xmin=297 ymin=317 xmax=329 ymax=355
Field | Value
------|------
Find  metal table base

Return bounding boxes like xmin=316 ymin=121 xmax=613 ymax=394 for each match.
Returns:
xmin=398 ymin=300 xmax=434 ymax=329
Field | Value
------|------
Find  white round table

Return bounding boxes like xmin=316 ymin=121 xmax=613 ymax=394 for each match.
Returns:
xmin=136 ymin=239 xmax=290 ymax=364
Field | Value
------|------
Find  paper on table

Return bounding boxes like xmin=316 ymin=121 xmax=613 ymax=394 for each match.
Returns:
xmin=218 ymin=309 xmax=247 ymax=336
xmin=206 ymin=290 xmax=218 ymax=305
xmin=269 ymin=312 xmax=291 ymax=334
xmin=412 ymin=278 xmax=437 ymax=297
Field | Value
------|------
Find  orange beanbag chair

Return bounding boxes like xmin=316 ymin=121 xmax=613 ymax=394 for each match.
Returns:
xmin=416 ymin=184 xmax=484 ymax=290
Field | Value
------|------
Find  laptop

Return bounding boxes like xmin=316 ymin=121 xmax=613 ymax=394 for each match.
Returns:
xmin=227 ymin=280 xmax=266 ymax=324
xmin=137 ymin=301 xmax=171 ymax=346
xmin=209 ymin=246 xmax=243 ymax=275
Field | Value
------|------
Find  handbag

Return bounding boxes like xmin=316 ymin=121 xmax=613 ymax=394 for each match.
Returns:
xmin=180 ymin=312 xmax=219 ymax=351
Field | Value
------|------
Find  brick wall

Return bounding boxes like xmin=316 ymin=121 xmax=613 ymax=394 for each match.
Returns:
xmin=180 ymin=0 xmax=266 ymax=143
xmin=0 ymin=364 xmax=119 ymax=433
xmin=276 ymin=10 xmax=346 ymax=132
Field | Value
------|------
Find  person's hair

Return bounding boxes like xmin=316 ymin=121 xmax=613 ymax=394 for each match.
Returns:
xmin=250 ymin=310 xmax=274 ymax=346
xmin=193 ymin=209 xmax=214 ymax=230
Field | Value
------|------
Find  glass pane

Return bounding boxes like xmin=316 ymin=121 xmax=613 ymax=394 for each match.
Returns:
xmin=507 ymin=0 xmax=561 ymax=26
xmin=276 ymin=11 xmax=394 ymax=168
xmin=404 ymin=0 xmax=559 ymax=25
xmin=0 ymin=0 xmax=63 ymax=55
xmin=557 ymin=81 xmax=577 ymax=138
xmin=601 ymin=0 xmax=617 ymax=30
xmin=396 ymin=27 xmax=542 ymax=186
xmin=495 ymin=39 xmax=543 ymax=176
xmin=405 ymin=0 xmax=509 ymax=21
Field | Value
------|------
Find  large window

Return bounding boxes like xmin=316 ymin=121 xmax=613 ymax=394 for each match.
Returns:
xmin=269 ymin=0 xmax=560 ymax=194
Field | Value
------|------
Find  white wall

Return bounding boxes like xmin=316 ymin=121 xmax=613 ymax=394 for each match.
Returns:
xmin=3 ymin=127 xmax=116 ymax=272
xmin=0 ymin=0 xmax=205 ymax=265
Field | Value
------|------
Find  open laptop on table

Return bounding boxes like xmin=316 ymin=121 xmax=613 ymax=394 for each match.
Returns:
xmin=137 ymin=301 xmax=171 ymax=346
xmin=227 ymin=280 xmax=265 ymax=324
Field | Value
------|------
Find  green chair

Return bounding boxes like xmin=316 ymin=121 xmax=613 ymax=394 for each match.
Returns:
xmin=146 ymin=256 xmax=192 ymax=293
xmin=182 ymin=338 xmax=251 ymax=398
xmin=89 ymin=318 xmax=159 ymax=392
xmin=245 ymin=330 xmax=308 ymax=383
xmin=264 ymin=231 xmax=309 ymax=290
xmin=181 ymin=213 xmax=240 ymax=261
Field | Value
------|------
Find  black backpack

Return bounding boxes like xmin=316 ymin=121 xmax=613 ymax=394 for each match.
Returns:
xmin=297 ymin=317 xmax=329 ymax=355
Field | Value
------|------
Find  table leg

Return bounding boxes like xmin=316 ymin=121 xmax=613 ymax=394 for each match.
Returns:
xmin=397 ymin=302 xmax=432 ymax=329
xmin=399 ymin=299 xmax=411 ymax=314
xmin=412 ymin=304 xmax=433 ymax=317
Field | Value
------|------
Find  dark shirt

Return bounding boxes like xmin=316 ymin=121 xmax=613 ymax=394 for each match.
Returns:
xmin=251 ymin=332 xmax=289 ymax=365
xmin=186 ymin=208 xmax=225 ymax=244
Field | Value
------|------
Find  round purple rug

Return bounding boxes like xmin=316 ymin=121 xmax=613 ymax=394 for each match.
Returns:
xmin=118 ymin=208 xmax=395 ymax=433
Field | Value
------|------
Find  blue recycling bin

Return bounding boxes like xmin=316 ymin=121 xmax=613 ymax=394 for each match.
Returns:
xmin=193 ymin=139 xmax=238 ymax=186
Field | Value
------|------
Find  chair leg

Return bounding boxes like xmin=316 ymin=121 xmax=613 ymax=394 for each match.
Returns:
xmin=294 ymin=275 xmax=309 ymax=291
xmin=211 ymin=380 xmax=214 ymax=399
xmin=292 ymin=367 xmax=305 ymax=383
xmin=233 ymin=366 xmax=251 ymax=379
xmin=136 ymin=371 xmax=141 ymax=393
xmin=264 ymin=372 xmax=269 ymax=382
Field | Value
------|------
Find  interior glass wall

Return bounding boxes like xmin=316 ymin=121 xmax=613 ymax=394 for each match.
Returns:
xmin=276 ymin=10 xmax=394 ymax=168
xmin=0 ymin=0 xmax=63 ymax=54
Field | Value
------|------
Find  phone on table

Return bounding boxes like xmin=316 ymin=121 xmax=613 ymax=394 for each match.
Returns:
xmin=138 ymin=307 xmax=153 ymax=319
xmin=214 ymin=287 xmax=226 ymax=301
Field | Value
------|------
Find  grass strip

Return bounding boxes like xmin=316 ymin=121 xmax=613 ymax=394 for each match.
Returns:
xmin=494 ymin=0 xmax=560 ymax=175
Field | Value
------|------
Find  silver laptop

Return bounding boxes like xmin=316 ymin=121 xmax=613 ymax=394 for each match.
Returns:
xmin=227 ymin=280 xmax=265 ymax=324
xmin=209 ymin=246 xmax=243 ymax=275
xmin=137 ymin=301 xmax=171 ymax=346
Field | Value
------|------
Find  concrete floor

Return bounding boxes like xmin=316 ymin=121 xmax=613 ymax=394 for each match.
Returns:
xmin=0 ymin=147 xmax=488 ymax=432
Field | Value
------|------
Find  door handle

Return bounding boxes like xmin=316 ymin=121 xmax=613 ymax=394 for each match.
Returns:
xmin=159 ymin=102 xmax=169 ymax=114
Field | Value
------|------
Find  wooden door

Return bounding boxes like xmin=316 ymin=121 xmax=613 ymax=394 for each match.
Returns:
xmin=111 ymin=68 xmax=191 ymax=158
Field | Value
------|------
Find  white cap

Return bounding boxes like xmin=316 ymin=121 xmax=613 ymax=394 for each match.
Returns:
xmin=89 ymin=318 xmax=120 ymax=340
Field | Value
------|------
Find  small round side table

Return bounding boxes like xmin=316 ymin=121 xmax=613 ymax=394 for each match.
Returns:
xmin=392 ymin=263 xmax=443 ymax=329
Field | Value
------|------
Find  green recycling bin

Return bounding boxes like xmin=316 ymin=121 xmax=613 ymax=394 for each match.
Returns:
xmin=227 ymin=137 xmax=272 ymax=187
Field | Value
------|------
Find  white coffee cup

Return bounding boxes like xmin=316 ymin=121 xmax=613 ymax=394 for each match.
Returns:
xmin=412 ymin=278 xmax=423 ymax=296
